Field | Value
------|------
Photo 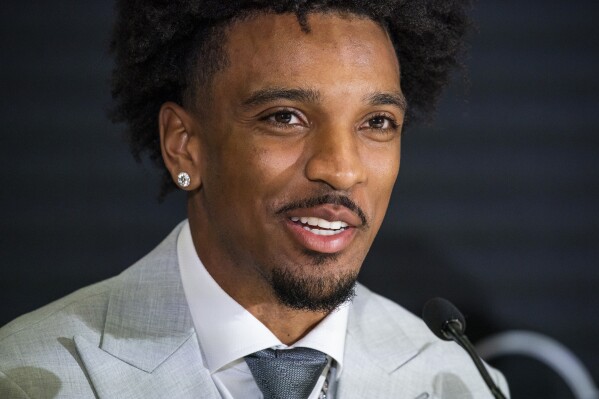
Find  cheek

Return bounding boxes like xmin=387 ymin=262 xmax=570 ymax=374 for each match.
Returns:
xmin=365 ymin=143 xmax=401 ymax=217
xmin=369 ymin=139 xmax=400 ymax=181
xmin=215 ymin=138 xmax=306 ymax=209
xmin=242 ymin=140 xmax=307 ymax=197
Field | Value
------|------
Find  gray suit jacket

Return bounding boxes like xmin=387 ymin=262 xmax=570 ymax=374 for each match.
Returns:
xmin=0 ymin=223 xmax=508 ymax=398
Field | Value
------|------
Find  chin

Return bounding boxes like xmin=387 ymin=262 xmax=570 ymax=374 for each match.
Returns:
xmin=269 ymin=262 xmax=359 ymax=313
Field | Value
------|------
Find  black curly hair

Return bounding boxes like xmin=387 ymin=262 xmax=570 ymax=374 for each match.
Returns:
xmin=110 ymin=0 xmax=471 ymax=196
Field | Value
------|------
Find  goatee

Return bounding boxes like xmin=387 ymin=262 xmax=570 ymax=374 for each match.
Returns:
xmin=269 ymin=266 xmax=358 ymax=313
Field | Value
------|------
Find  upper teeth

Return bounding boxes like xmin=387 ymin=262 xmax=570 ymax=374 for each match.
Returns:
xmin=290 ymin=216 xmax=348 ymax=230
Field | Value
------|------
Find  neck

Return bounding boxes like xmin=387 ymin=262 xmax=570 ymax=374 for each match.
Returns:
xmin=248 ymin=302 xmax=328 ymax=345
xmin=203 ymin=253 xmax=329 ymax=345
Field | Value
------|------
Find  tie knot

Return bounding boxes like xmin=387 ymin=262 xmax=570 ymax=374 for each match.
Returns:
xmin=245 ymin=347 xmax=328 ymax=399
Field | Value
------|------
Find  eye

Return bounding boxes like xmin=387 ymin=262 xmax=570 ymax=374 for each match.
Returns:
xmin=266 ymin=110 xmax=303 ymax=126
xmin=368 ymin=116 xmax=390 ymax=129
xmin=361 ymin=113 xmax=399 ymax=131
xmin=256 ymin=108 xmax=309 ymax=135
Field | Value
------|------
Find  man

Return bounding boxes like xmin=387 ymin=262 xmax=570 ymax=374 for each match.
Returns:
xmin=0 ymin=1 xmax=508 ymax=398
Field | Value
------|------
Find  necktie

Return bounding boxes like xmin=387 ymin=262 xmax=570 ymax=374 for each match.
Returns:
xmin=245 ymin=347 xmax=328 ymax=399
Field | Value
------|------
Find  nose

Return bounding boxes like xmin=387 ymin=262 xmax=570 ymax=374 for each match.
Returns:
xmin=304 ymin=127 xmax=367 ymax=191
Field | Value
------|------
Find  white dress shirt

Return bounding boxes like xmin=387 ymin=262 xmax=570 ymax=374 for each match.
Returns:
xmin=177 ymin=221 xmax=349 ymax=399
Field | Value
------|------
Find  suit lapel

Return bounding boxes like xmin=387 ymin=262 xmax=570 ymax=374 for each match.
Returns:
xmin=75 ymin=223 xmax=220 ymax=398
xmin=338 ymin=284 xmax=424 ymax=399
xmin=75 ymin=334 xmax=219 ymax=399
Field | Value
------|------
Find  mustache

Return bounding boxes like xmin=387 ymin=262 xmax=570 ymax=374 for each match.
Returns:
xmin=275 ymin=194 xmax=368 ymax=227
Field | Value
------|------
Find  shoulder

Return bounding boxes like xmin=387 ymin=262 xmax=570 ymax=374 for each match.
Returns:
xmin=350 ymin=283 xmax=437 ymax=343
xmin=0 ymin=277 xmax=115 ymax=398
xmin=0 ymin=278 xmax=113 ymax=343
xmin=348 ymin=284 xmax=445 ymax=359
xmin=0 ymin=223 xmax=185 ymax=398
xmin=344 ymin=284 xmax=509 ymax=398
xmin=0 ymin=221 xmax=184 ymax=348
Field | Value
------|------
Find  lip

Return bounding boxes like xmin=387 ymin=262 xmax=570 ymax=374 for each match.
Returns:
xmin=285 ymin=204 xmax=364 ymax=227
xmin=282 ymin=205 xmax=362 ymax=254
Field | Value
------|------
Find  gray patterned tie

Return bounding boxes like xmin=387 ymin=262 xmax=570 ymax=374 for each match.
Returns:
xmin=245 ymin=347 xmax=328 ymax=399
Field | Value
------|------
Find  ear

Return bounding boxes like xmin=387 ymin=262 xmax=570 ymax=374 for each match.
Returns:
xmin=159 ymin=102 xmax=202 ymax=191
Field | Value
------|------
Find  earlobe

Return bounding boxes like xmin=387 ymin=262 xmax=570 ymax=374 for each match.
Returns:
xmin=159 ymin=102 xmax=202 ymax=190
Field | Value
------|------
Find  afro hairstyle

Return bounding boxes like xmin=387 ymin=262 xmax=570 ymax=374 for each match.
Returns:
xmin=110 ymin=0 xmax=471 ymax=196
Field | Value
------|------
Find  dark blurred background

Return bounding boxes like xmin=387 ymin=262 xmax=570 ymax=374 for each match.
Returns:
xmin=1 ymin=1 xmax=598 ymax=398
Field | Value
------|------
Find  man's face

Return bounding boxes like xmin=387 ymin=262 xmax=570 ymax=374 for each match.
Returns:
xmin=188 ymin=12 xmax=403 ymax=311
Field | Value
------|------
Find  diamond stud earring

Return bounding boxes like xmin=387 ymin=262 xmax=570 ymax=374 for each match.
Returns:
xmin=177 ymin=172 xmax=191 ymax=188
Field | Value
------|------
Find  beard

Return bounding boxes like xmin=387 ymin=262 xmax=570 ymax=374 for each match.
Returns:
xmin=268 ymin=252 xmax=359 ymax=313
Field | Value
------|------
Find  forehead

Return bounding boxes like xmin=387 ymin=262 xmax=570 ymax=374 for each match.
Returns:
xmin=214 ymin=12 xmax=401 ymax=97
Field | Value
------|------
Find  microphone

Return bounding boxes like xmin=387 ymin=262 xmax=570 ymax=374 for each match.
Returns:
xmin=422 ymin=298 xmax=507 ymax=399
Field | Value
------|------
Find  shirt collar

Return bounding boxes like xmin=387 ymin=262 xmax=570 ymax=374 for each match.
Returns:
xmin=177 ymin=220 xmax=349 ymax=374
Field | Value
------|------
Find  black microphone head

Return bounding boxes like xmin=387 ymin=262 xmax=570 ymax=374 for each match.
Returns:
xmin=422 ymin=297 xmax=466 ymax=341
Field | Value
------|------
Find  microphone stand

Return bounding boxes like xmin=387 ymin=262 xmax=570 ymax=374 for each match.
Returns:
xmin=444 ymin=321 xmax=507 ymax=399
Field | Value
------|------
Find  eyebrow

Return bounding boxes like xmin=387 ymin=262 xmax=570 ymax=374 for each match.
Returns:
xmin=365 ymin=91 xmax=408 ymax=112
xmin=241 ymin=87 xmax=321 ymax=108
xmin=240 ymin=87 xmax=407 ymax=112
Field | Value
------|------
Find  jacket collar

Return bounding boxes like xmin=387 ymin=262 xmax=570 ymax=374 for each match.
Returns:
xmin=99 ymin=221 xmax=195 ymax=373
xmin=347 ymin=284 xmax=420 ymax=373
xmin=75 ymin=222 xmax=220 ymax=398
xmin=339 ymin=285 xmax=424 ymax=398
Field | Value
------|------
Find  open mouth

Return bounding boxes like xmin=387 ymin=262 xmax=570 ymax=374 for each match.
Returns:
xmin=290 ymin=216 xmax=349 ymax=236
